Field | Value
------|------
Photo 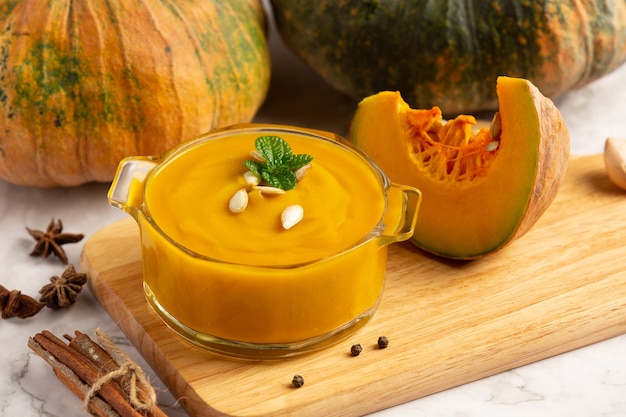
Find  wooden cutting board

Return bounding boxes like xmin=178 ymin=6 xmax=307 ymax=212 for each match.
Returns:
xmin=82 ymin=154 xmax=626 ymax=417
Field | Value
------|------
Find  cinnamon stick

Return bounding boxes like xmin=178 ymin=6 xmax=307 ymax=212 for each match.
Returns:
xmin=28 ymin=330 xmax=167 ymax=417
xmin=28 ymin=336 xmax=120 ymax=417
xmin=65 ymin=331 xmax=168 ymax=417
xmin=31 ymin=331 xmax=141 ymax=417
xmin=66 ymin=331 xmax=117 ymax=371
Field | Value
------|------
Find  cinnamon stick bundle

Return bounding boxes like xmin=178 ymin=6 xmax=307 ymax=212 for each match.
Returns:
xmin=28 ymin=329 xmax=167 ymax=417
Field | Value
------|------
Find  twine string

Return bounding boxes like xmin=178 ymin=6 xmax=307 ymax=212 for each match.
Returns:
xmin=83 ymin=328 xmax=157 ymax=412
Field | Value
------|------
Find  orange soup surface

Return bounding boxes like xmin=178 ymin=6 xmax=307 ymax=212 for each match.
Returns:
xmin=145 ymin=133 xmax=385 ymax=265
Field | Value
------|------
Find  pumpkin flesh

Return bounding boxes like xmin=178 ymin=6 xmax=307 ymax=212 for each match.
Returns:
xmin=350 ymin=77 xmax=570 ymax=259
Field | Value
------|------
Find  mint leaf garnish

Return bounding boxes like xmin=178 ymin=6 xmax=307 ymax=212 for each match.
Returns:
xmin=244 ymin=136 xmax=313 ymax=191
xmin=243 ymin=159 xmax=263 ymax=176
xmin=262 ymin=166 xmax=297 ymax=190
xmin=289 ymin=153 xmax=314 ymax=170
xmin=255 ymin=136 xmax=292 ymax=170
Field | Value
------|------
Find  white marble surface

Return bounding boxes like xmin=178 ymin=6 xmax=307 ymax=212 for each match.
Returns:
xmin=2 ymin=15 xmax=626 ymax=417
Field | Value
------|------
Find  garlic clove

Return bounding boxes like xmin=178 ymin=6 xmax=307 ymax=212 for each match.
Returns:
xmin=281 ymin=204 xmax=304 ymax=230
xmin=604 ymin=137 xmax=626 ymax=191
xmin=228 ymin=188 xmax=249 ymax=213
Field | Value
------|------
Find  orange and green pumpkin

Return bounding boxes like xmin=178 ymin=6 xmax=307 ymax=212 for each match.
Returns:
xmin=0 ymin=0 xmax=270 ymax=187
xmin=270 ymin=0 xmax=626 ymax=114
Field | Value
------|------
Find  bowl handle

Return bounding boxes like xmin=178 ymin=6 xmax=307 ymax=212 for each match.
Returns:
xmin=107 ymin=157 xmax=157 ymax=217
xmin=380 ymin=184 xmax=422 ymax=245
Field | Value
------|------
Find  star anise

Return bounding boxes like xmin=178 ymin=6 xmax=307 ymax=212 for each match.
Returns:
xmin=0 ymin=285 xmax=45 ymax=319
xmin=26 ymin=218 xmax=84 ymax=264
xmin=39 ymin=264 xmax=88 ymax=309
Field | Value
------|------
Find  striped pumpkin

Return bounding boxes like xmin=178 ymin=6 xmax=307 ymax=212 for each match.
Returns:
xmin=0 ymin=0 xmax=270 ymax=187
xmin=270 ymin=0 xmax=626 ymax=114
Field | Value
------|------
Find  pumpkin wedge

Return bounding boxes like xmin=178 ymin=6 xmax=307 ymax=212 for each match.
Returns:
xmin=350 ymin=76 xmax=570 ymax=259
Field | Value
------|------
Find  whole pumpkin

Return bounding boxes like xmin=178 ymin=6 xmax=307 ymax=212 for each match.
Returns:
xmin=0 ymin=0 xmax=270 ymax=187
xmin=270 ymin=0 xmax=626 ymax=115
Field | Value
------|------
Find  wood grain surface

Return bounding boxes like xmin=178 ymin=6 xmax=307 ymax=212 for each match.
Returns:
xmin=81 ymin=154 xmax=626 ymax=417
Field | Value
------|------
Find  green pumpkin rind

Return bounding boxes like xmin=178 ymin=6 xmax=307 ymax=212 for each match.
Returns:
xmin=0 ymin=0 xmax=270 ymax=187
xmin=270 ymin=0 xmax=626 ymax=114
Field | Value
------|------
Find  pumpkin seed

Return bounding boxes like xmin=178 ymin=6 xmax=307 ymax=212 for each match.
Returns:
xmin=256 ymin=185 xmax=286 ymax=195
xmin=485 ymin=141 xmax=499 ymax=152
xmin=294 ymin=163 xmax=312 ymax=180
xmin=281 ymin=204 xmax=304 ymax=230
xmin=490 ymin=112 xmax=501 ymax=140
xmin=228 ymin=188 xmax=249 ymax=213
xmin=250 ymin=150 xmax=265 ymax=162
xmin=243 ymin=170 xmax=261 ymax=186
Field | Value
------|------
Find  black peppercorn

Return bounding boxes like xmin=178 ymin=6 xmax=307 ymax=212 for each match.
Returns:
xmin=292 ymin=374 xmax=304 ymax=388
xmin=377 ymin=336 xmax=389 ymax=349
xmin=350 ymin=343 xmax=363 ymax=356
